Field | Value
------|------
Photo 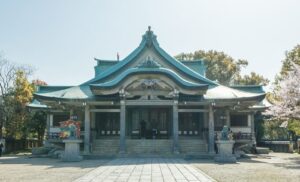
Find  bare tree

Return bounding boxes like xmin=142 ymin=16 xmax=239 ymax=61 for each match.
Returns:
xmin=0 ymin=55 xmax=17 ymax=138
xmin=0 ymin=54 xmax=33 ymax=138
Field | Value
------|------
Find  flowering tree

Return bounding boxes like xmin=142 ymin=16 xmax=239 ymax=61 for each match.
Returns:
xmin=263 ymin=45 xmax=300 ymax=137
xmin=266 ymin=63 xmax=300 ymax=121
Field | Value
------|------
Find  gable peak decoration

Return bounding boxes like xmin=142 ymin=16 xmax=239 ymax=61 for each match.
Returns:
xmin=142 ymin=26 xmax=158 ymax=47
xmin=137 ymin=56 xmax=161 ymax=68
xmin=141 ymin=79 xmax=160 ymax=90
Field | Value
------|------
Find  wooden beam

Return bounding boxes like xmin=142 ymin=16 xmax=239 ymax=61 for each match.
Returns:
xmin=90 ymin=109 xmax=120 ymax=112
xmin=126 ymin=100 xmax=174 ymax=106
xmin=88 ymin=101 xmax=116 ymax=106
xmin=178 ymin=109 xmax=208 ymax=113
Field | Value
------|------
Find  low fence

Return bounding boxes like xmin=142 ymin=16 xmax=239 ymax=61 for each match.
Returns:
xmin=233 ymin=133 xmax=253 ymax=140
xmin=2 ymin=138 xmax=41 ymax=153
xmin=258 ymin=140 xmax=294 ymax=153
xmin=214 ymin=132 xmax=253 ymax=140
xmin=46 ymin=131 xmax=85 ymax=140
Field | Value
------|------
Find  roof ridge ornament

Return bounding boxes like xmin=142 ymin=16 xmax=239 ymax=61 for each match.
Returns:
xmin=142 ymin=26 xmax=157 ymax=47
xmin=137 ymin=56 xmax=161 ymax=68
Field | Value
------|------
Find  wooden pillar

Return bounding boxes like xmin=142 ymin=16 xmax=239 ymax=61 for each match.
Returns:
xmin=45 ymin=113 xmax=51 ymax=141
xmin=208 ymin=105 xmax=215 ymax=154
xmin=91 ymin=112 xmax=96 ymax=141
xmin=247 ymin=114 xmax=251 ymax=127
xmin=49 ymin=114 xmax=53 ymax=127
xmin=173 ymin=100 xmax=179 ymax=154
xmin=70 ymin=109 xmax=74 ymax=118
xmin=46 ymin=114 xmax=50 ymax=134
xmin=203 ymin=111 xmax=208 ymax=140
xmin=119 ymin=99 xmax=126 ymax=153
xmin=250 ymin=113 xmax=256 ymax=144
xmin=225 ymin=109 xmax=230 ymax=127
xmin=84 ymin=105 xmax=90 ymax=154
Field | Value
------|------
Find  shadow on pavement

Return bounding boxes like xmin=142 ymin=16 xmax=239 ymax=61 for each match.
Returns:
xmin=0 ymin=155 xmax=109 ymax=169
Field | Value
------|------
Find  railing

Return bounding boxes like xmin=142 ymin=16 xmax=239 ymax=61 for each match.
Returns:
xmin=46 ymin=130 xmax=253 ymax=141
xmin=46 ymin=132 xmax=61 ymax=140
xmin=214 ymin=131 xmax=253 ymax=140
xmin=46 ymin=131 xmax=85 ymax=140
xmin=233 ymin=132 xmax=253 ymax=140
xmin=3 ymin=138 xmax=41 ymax=153
xmin=258 ymin=140 xmax=294 ymax=153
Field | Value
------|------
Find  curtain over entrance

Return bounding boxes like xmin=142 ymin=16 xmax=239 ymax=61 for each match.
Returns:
xmin=95 ymin=112 xmax=120 ymax=138
xmin=127 ymin=107 xmax=171 ymax=139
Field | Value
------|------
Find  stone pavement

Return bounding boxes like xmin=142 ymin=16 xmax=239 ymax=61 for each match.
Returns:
xmin=74 ymin=158 xmax=215 ymax=182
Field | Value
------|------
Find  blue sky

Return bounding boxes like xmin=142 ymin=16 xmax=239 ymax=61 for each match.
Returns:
xmin=0 ymin=0 xmax=300 ymax=88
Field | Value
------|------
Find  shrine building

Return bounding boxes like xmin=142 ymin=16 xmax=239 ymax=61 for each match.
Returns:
xmin=30 ymin=27 xmax=268 ymax=156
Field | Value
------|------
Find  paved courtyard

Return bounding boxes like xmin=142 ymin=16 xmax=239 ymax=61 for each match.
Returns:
xmin=0 ymin=153 xmax=299 ymax=182
xmin=0 ymin=155 xmax=109 ymax=182
xmin=192 ymin=153 xmax=300 ymax=182
xmin=74 ymin=158 xmax=215 ymax=182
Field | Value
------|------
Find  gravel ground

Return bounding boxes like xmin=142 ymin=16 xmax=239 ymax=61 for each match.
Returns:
xmin=0 ymin=154 xmax=109 ymax=182
xmin=191 ymin=153 xmax=300 ymax=182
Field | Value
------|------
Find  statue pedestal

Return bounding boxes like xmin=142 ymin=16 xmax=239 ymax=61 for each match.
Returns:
xmin=61 ymin=139 xmax=83 ymax=162
xmin=215 ymin=140 xmax=236 ymax=163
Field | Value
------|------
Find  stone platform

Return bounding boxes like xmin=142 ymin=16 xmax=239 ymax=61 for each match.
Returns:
xmin=62 ymin=139 xmax=83 ymax=162
xmin=215 ymin=140 xmax=236 ymax=163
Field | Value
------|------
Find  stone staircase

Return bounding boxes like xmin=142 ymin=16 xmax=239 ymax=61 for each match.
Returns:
xmin=92 ymin=139 xmax=120 ymax=155
xmin=92 ymin=138 xmax=208 ymax=155
xmin=179 ymin=139 xmax=208 ymax=154
xmin=126 ymin=139 xmax=172 ymax=154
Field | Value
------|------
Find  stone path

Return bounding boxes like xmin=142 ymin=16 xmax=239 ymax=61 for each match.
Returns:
xmin=74 ymin=158 xmax=215 ymax=182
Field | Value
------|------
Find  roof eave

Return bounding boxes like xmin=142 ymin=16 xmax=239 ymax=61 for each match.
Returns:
xmin=205 ymin=93 xmax=266 ymax=102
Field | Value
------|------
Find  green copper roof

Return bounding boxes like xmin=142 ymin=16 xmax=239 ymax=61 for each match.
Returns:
xmin=36 ymin=85 xmax=73 ymax=93
xmin=35 ymin=85 xmax=92 ymax=100
xmin=204 ymin=85 xmax=265 ymax=101
xmin=94 ymin=58 xmax=118 ymax=76
xmin=34 ymin=27 xmax=265 ymax=103
xmin=229 ymin=85 xmax=264 ymax=94
xmin=27 ymin=99 xmax=49 ymax=109
xmin=90 ymin=67 xmax=208 ymax=89
xmin=180 ymin=60 xmax=206 ymax=76
xmin=82 ymin=28 xmax=217 ymax=86
xmin=250 ymin=98 xmax=272 ymax=110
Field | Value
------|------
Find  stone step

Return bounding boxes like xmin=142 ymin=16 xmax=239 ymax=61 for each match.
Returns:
xmin=126 ymin=140 xmax=172 ymax=154
xmin=93 ymin=149 xmax=119 ymax=153
xmin=256 ymin=147 xmax=270 ymax=154
xmin=92 ymin=139 xmax=120 ymax=154
xmin=179 ymin=139 xmax=206 ymax=143
xmin=92 ymin=139 xmax=208 ymax=154
xmin=93 ymin=144 xmax=119 ymax=147
xmin=179 ymin=140 xmax=208 ymax=153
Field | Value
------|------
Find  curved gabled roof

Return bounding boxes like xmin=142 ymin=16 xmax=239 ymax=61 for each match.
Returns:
xmin=204 ymin=85 xmax=265 ymax=101
xmin=90 ymin=67 xmax=208 ymax=89
xmin=34 ymin=27 xmax=265 ymax=103
xmin=27 ymin=99 xmax=49 ymax=109
xmin=35 ymin=85 xmax=93 ymax=100
xmin=82 ymin=28 xmax=217 ymax=86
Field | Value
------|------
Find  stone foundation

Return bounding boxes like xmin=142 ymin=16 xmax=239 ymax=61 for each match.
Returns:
xmin=62 ymin=139 xmax=83 ymax=162
xmin=215 ymin=140 xmax=236 ymax=163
